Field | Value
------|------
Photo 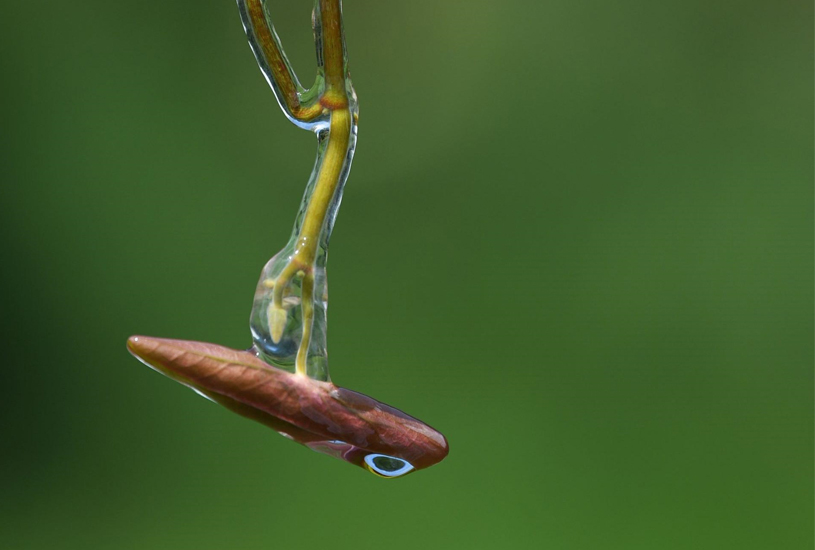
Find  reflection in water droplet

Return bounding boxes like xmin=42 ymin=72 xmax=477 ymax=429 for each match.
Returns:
xmin=364 ymin=454 xmax=415 ymax=478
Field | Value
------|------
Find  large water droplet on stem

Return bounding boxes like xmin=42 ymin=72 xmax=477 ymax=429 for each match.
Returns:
xmin=250 ymin=244 xmax=330 ymax=380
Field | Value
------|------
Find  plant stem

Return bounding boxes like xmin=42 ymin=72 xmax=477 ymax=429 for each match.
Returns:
xmin=241 ymin=0 xmax=355 ymax=379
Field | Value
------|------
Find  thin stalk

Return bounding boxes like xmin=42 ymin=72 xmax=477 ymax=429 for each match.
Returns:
xmin=242 ymin=0 xmax=356 ymax=380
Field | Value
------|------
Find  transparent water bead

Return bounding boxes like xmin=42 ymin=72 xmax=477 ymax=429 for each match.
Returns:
xmin=250 ymin=243 xmax=329 ymax=380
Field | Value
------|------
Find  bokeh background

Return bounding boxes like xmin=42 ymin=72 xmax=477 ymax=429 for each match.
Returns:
xmin=1 ymin=1 xmax=811 ymax=548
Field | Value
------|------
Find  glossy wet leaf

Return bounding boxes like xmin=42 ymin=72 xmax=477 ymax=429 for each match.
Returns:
xmin=128 ymin=336 xmax=448 ymax=475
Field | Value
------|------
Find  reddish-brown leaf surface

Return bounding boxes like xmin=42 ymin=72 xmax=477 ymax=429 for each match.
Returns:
xmin=127 ymin=336 xmax=448 ymax=470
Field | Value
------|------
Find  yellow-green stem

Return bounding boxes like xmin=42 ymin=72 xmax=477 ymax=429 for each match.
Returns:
xmin=266 ymin=0 xmax=349 ymax=376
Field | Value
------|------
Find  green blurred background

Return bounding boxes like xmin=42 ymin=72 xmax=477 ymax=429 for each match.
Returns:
xmin=1 ymin=0 xmax=811 ymax=548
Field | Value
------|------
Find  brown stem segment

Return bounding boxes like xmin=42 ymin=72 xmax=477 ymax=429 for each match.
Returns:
xmin=245 ymin=0 xmax=323 ymax=121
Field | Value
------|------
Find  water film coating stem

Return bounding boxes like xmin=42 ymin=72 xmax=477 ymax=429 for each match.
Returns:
xmin=239 ymin=0 xmax=357 ymax=380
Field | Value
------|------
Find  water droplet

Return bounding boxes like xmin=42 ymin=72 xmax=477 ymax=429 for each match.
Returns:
xmin=364 ymin=454 xmax=414 ymax=478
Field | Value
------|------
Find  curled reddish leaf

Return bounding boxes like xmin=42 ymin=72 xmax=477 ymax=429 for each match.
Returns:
xmin=127 ymin=336 xmax=448 ymax=477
